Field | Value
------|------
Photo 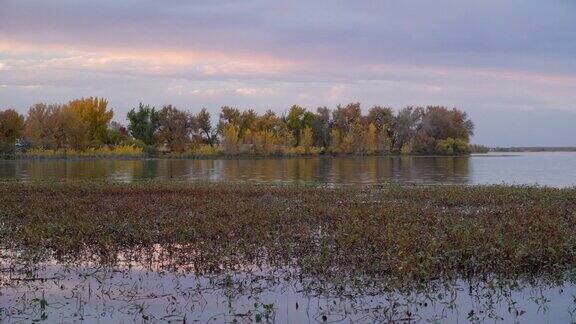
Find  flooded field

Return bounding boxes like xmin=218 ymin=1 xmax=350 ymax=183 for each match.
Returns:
xmin=4 ymin=257 xmax=576 ymax=323
xmin=2 ymin=182 xmax=576 ymax=322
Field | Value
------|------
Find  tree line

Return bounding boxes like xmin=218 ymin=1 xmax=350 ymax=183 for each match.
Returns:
xmin=0 ymin=98 xmax=474 ymax=156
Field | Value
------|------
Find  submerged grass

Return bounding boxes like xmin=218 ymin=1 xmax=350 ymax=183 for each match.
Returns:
xmin=1 ymin=182 xmax=576 ymax=285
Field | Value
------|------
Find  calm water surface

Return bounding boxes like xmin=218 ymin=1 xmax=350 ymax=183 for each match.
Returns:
xmin=1 ymin=152 xmax=575 ymax=186
xmin=4 ymin=264 xmax=576 ymax=323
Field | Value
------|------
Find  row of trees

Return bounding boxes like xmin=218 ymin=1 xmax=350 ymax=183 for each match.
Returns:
xmin=0 ymin=98 xmax=474 ymax=156
xmin=125 ymin=103 xmax=474 ymax=155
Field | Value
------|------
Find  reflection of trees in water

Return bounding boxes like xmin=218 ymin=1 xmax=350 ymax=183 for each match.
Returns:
xmin=405 ymin=156 xmax=471 ymax=184
xmin=9 ymin=160 xmax=143 ymax=182
xmin=154 ymin=159 xmax=191 ymax=180
xmin=131 ymin=160 xmax=158 ymax=180
xmin=286 ymin=158 xmax=318 ymax=182
xmin=105 ymin=160 xmax=142 ymax=181
xmin=66 ymin=161 xmax=110 ymax=180
xmin=217 ymin=159 xmax=257 ymax=182
xmin=22 ymin=160 xmax=110 ymax=181
xmin=256 ymin=158 xmax=281 ymax=181
xmin=329 ymin=157 xmax=369 ymax=184
xmin=215 ymin=158 xmax=321 ymax=183
xmin=4 ymin=156 xmax=471 ymax=184
xmin=317 ymin=156 xmax=470 ymax=185
xmin=0 ymin=161 xmax=18 ymax=180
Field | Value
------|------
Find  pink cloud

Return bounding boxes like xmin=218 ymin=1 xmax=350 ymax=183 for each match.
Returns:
xmin=0 ymin=38 xmax=299 ymax=79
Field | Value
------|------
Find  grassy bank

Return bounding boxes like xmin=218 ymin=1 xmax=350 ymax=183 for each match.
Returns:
xmin=11 ymin=145 xmax=471 ymax=160
xmin=15 ymin=144 xmax=145 ymax=159
xmin=9 ymin=151 xmax=471 ymax=160
xmin=1 ymin=183 xmax=576 ymax=284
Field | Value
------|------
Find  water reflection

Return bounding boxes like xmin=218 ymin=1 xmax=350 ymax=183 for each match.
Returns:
xmin=1 ymin=152 xmax=575 ymax=186
xmin=3 ymin=259 xmax=576 ymax=323
xmin=0 ymin=156 xmax=471 ymax=185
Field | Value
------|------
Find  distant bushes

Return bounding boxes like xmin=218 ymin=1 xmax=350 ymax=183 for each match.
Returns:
xmin=435 ymin=138 xmax=470 ymax=155
xmin=1 ymin=99 xmax=476 ymax=158
xmin=469 ymin=144 xmax=491 ymax=153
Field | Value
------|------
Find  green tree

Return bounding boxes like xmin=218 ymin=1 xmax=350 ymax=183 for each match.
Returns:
xmin=435 ymin=137 xmax=470 ymax=155
xmin=287 ymin=105 xmax=314 ymax=145
xmin=127 ymin=103 xmax=160 ymax=146
xmin=105 ymin=121 xmax=128 ymax=146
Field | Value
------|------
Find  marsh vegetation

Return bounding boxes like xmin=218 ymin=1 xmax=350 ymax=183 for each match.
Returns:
xmin=2 ymin=182 xmax=576 ymax=321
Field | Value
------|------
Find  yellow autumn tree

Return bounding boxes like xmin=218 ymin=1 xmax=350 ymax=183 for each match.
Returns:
xmin=299 ymin=126 xmax=313 ymax=153
xmin=378 ymin=126 xmax=392 ymax=153
xmin=253 ymin=130 xmax=277 ymax=155
xmin=242 ymin=128 xmax=253 ymax=145
xmin=364 ymin=123 xmax=377 ymax=154
xmin=222 ymin=124 xmax=239 ymax=154
xmin=68 ymin=97 xmax=113 ymax=145
xmin=340 ymin=131 xmax=355 ymax=154
xmin=52 ymin=105 xmax=91 ymax=150
xmin=277 ymin=126 xmax=295 ymax=152
xmin=401 ymin=139 xmax=413 ymax=155
xmin=328 ymin=128 xmax=341 ymax=154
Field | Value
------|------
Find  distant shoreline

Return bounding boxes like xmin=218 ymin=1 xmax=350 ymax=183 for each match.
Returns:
xmin=490 ymin=147 xmax=576 ymax=152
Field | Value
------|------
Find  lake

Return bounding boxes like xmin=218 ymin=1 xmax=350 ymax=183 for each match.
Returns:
xmin=1 ymin=152 xmax=575 ymax=187
xmin=2 ymin=153 xmax=576 ymax=322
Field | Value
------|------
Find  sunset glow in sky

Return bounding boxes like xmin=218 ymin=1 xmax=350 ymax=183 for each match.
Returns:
xmin=1 ymin=0 xmax=575 ymax=146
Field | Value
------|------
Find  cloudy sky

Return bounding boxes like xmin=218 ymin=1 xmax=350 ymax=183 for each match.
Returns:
xmin=1 ymin=0 xmax=575 ymax=146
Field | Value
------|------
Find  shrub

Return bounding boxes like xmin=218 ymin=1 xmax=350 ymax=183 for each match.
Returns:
xmin=436 ymin=137 xmax=470 ymax=155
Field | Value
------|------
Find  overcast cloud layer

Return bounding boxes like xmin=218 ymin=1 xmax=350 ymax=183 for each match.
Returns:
xmin=1 ymin=0 xmax=575 ymax=146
